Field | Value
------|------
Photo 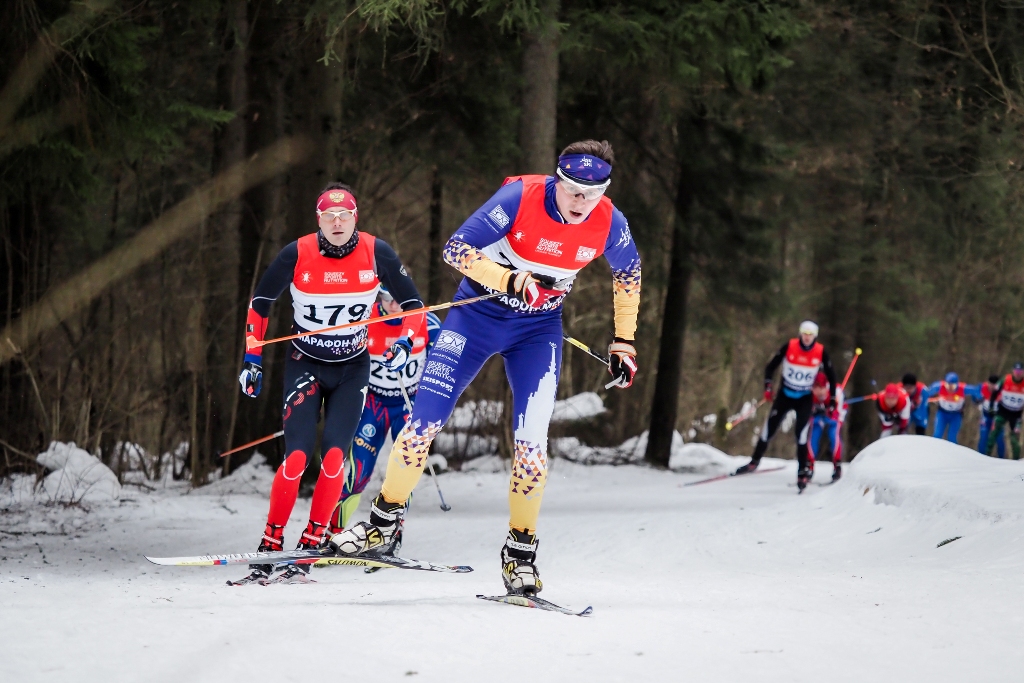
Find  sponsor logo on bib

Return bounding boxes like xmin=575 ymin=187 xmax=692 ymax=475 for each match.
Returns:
xmin=536 ymin=238 xmax=563 ymax=256
xmin=324 ymin=272 xmax=348 ymax=284
xmin=359 ymin=270 xmax=375 ymax=283
xmin=361 ymin=424 xmax=376 ymax=438
xmin=575 ymin=246 xmax=597 ymax=262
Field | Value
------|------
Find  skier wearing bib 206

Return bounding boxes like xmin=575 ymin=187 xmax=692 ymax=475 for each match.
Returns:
xmin=986 ymin=363 xmax=1024 ymax=460
xmin=929 ymin=372 xmax=984 ymax=443
xmin=232 ymin=183 xmax=426 ymax=586
xmin=734 ymin=321 xmax=837 ymax=492
xmin=328 ymin=289 xmax=441 ymax=534
xmin=328 ymin=139 xmax=641 ymax=596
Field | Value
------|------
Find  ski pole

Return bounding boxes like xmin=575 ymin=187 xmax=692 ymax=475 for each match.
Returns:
xmin=561 ymin=334 xmax=626 ymax=389
xmin=843 ymin=393 xmax=877 ymax=405
xmin=218 ymin=430 xmax=284 ymax=458
xmin=562 ymin=334 xmax=610 ymax=365
xmin=396 ymin=371 xmax=451 ymax=512
xmin=840 ymin=347 xmax=863 ymax=391
xmin=247 ymin=291 xmax=503 ymax=351
xmin=725 ymin=398 xmax=767 ymax=431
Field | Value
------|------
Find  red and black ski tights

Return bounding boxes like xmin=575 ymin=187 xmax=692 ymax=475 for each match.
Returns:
xmin=265 ymin=350 xmax=369 ymax=547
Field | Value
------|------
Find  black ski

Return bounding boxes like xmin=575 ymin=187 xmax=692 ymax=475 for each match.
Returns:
xmin=476 ymin=593 xmax=593 ymax=617
xmin=682 ymin=465 xmax=786 ymax=487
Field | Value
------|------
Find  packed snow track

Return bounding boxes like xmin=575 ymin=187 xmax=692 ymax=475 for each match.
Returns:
xmin=2 ymin=436 xmax=1022 ymax=682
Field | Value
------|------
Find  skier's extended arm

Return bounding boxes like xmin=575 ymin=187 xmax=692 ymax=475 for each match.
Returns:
xmin=239 ymin=241 xmax=300 ymax=397
xmin=763 ymin=343 xmax=788 ymax=399
xmin=963 ymin=383 xmax=985 ymax=403
xmin=602 ymin=209 xmax=642 ymax=389
xmin=820 ymin=349 xmax=838 ymax=401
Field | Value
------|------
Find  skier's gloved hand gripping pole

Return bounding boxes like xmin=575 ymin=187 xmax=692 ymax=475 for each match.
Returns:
xmin=562 ymin=334 xmax=636 ymax=390
xmin=396 ymin=372 xmax=451 ymax=512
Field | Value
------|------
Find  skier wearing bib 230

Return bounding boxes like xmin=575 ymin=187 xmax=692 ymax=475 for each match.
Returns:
xmin=328 ymin=139 xmax=641 ymax=596
xmin=735 ymin=321 xmax=837 ymax=491
xmin=329 ymin=289 xmax=441 ymax=534
xmin=232 ymin=183 xmax=426 ymax=585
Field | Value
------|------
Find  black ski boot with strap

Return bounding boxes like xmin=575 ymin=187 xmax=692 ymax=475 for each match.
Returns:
xmin=227 ymin=523 xmax=284 ymax=586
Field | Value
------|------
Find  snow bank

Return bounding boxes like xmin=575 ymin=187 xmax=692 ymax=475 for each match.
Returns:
xmin=554 ymin=430 xmax=748 ymax=471
xmin=550 ymin=392 xmax=605 ymax=422
xmin=195 ymin=453 xmax=275 ymax=496
xmin=846 ymin=435 xmax=1024 ymax=523
xmin=36 ymin=441 xmax=121 ymax=503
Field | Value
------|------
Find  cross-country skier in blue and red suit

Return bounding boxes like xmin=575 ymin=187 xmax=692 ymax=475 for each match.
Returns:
xmin=807 ymin=371 xmax=845 ymax=482
xmin=329 ymin=139 xmax=641 ymax=596
xmin=328 ymin=289 xmax=441 ymax=534
xmin=928 ymin=372 xmax=984 ymax=443
xmin=232 ymin=183 xmax=427 ymax=585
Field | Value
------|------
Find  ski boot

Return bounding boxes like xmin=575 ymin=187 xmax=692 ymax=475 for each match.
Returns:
xmin=227 ymin=523 xmax=283 ymax=586
xmin=734 ymin=457 xmax=761 ymax=476
xmin=796 ymin=466 xmax=812 ymax=492
xmin=328 ymin=494 xmax=406 ymax=557
xmin=832 ymin=463 xmax=842 ymax=482
xmin=263 ymin=521 xmax=328 ymax=585
xmin=501 ymin=529 xmax=542 ymax=596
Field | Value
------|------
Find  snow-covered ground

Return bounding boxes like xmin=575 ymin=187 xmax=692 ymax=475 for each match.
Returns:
xmin=3 ymin=435 xmax=1024 ymax=682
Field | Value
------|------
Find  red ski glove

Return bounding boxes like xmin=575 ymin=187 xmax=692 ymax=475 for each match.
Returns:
xmin=506 ymin=270 xmax=560 ymax=310
xmin=764 ymin=380 xmax=774 ymax=402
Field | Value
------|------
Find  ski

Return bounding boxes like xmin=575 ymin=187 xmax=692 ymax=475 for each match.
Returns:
xmin=682 ymin=465 xmax=786 ymax=487
xmin=476 ymin=593 xmax=593 ymax=617
xmin=146 ymin=548 xmax=472 ymax=574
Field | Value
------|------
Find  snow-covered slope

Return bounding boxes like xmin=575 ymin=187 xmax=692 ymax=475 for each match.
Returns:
xmin=2 ymin=438 xmax=1023 ymax=682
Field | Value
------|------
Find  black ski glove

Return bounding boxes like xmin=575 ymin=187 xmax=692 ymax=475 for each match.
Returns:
xmin=607 ymin=338 xmax=638 ymax=389
xmin=239 ymin=355 xmax=263 ymax=398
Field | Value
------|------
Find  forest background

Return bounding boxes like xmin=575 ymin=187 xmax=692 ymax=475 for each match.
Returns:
xmin=3 ymin=0 xmax=1024 ymax=486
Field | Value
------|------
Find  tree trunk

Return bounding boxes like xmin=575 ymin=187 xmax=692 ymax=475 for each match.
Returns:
xmin=209 ymin=0 xmax=250 ymax=469
xmin=519 ymin=0 xmax=560 ymax=174
xmin=428 ymin=165 xmax=444 ymax=303
xmin=645 ymin=145 xmax=697 ymax=468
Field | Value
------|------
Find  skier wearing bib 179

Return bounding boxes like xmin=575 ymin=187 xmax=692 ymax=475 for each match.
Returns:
xmin=929 ymin=372 xmax=984 ymax=443
xmin=807 ymin=371 xmax=845 ymax=482
xmin=978 ymin=375 xmax=1004 ymax=458
xmin=986 ymin=363 xmax=1024 ymax=460
xmin=232 ymin=183 xmax=426 ymax=586
xmin=328 ymin=289 xmax=441 ymax=534
xmin=328 ymin=139 xmax=641 ymax=596
xmin=734 ymin=320 xmax=837 ymax=492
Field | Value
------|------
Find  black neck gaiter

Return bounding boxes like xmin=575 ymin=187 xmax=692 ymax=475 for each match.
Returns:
xmin=318 ymin=229 xmax=360 ymax=259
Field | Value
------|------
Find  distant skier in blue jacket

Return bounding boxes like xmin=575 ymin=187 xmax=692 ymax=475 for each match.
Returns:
xmin=901 ymin=373 xmax=930 ymax=435
xmin=929 ymin=372 xmax=984 ymax=443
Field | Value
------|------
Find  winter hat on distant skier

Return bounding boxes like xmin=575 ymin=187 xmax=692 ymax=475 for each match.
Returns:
xmin=1014 ymin=362 xmax=1024 ymax=371
xmin=945 ymin=372 xmax=959 ymax=384
xmin=884 ymin=383 xmax=901 ymax=400
xmin=813 ymin=371 xmax=829 ymax=388
xmin=799 ymin=320 xmax=819 ymax=338
xmin=902 ymin=373 xmax=917 ymax=386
